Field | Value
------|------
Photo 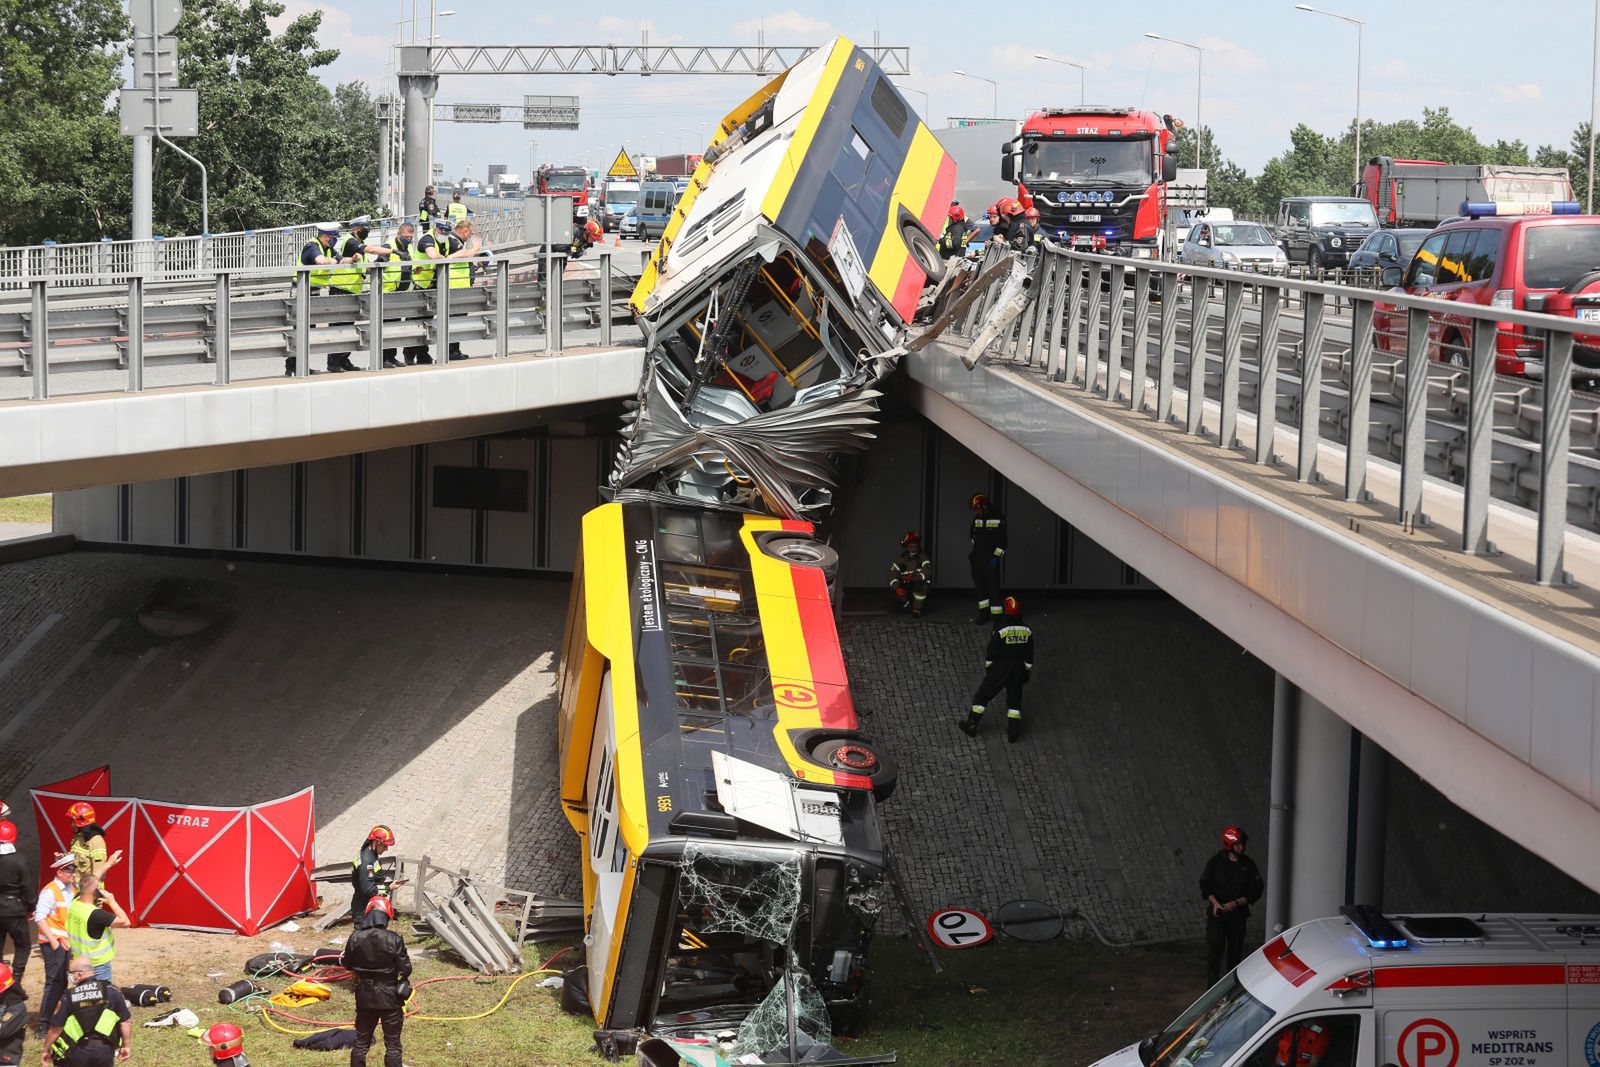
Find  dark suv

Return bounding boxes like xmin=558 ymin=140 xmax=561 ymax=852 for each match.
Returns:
xmin=1276 ymin=196 xmax=1380 ymax=269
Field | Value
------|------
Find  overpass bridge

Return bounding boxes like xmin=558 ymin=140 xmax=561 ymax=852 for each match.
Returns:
xmin=3 ymin=238 xmax=1600 ymax=925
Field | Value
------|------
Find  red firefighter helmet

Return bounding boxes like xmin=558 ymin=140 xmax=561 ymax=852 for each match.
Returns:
xmin=901 ymin=531 xmax=921 ymax=547
xmin=366 ymin=896 xmax=396 ymax=920
xmin=66 ymin=802 xmax=96 ymax=828
xmin=1003 ymin=596 xmax=1021 ymax=616
xmin=969 ymin=493 xmax=988 ymax=511
xmin=949 ymin=205 xmax=966 ymax=223
xmin=0 ymin=964 xmax=13 ymax=997
xmin=1002 ymin=198 xmax=1024 ymax=216
xmin=1024 ymin=207 xmax=1040 ymax=220
xmin=204 ymin=1022 xmax=245 ymax=1060
xmin=0 ymin=822 xmax=14 ymax=845
xmin=1221 ymin=825 xmax=1247 ymax=848
xmin=366 ymin=825 xmax=395 ymax=848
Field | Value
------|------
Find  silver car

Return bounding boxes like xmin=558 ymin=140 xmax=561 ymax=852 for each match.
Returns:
xmin=1181 ymin=221 xmax=1287 ymax=272
xmin=620 ymin=205 xmax=640 ymax=239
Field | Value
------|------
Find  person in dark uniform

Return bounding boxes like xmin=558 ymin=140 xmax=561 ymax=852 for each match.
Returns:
xmin=1018 ymin=206 xmax=1042 ymax=249
xmin=341 ymin=897 xmax=411 ymax=1067
xmin=288 ymin=222 xmax=344 ymax=376
xmin=959 ymin=596 xmax=1033 ymax=742
xmin=967 ymin=493 xmax=1007 ymax=622
xmin=888 ymin=531 xmax=933 ymax=617
xmin=0 ymin=823 xmax=29 ymax=990
xmin=374 ymin=221 xmax=418 ymax=369
xmin=938 ymin=201 xmax=969 ymax=258
xmin=416 ymin=185 xmax=439 ymax=228
xmin=1199 ymin=825 xmax=1264 ymax=986
xmin=333 ymin=216 xmax=399 ymax=372
xmin=0 ymin=963 xmax=26 ymax=1067
xmin=43 ymin=956 xmax=130 ymax=1066
xmin=351 ymin=825 xmax=395 ymax=921
xmin=416 ymin=218 xmax=481 ymax=362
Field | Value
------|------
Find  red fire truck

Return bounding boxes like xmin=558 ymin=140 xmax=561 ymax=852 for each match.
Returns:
xmin=536 ymin=164 xmax=591 ymax=219
xmin=1001 ymin=106 xmax=1182 ymax=257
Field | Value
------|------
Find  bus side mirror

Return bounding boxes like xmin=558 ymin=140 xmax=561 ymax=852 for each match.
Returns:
xmin=1161 ymin=154 xmax=1179 ymax=183
xmin=1001 ymin=151 xmax=1016 ymax=185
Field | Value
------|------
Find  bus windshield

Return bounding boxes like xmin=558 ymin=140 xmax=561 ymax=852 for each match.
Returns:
xmin=1141 ymin=974 xmax=1274 ymax=1067
xmin=1022 ymin=136 xmax=1153 ymax=186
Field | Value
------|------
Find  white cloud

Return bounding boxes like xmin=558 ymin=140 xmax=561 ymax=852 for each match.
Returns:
xmin=1495 ymin=83 xmax=1544 ymax=103
xmin=731 ymin=11 xmax=838 ymax=42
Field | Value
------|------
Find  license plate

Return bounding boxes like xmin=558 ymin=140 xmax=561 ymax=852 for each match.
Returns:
xmin=1578 ymin=308 xmax=1600 ymax=321
xmin=1069 ymin=214 xmax=1102 ymax=222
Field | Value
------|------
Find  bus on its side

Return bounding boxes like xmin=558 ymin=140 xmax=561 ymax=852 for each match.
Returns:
xmin=556 ymin=499 xmax=900 ymax=1058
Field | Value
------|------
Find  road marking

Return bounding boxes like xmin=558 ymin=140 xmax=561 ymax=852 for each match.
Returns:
xmin=0 ymin=613 xmax=63 ymax=687
xmin=0 ymin=618 xmax=120 ymax=749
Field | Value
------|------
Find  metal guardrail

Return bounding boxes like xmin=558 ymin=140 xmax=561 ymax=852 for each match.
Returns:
xmin=2 ymin=249 xmax=645 ymax=396
xmin=959 ymin=243 xmax=1600 ymax=585
xmin=0 ymin=207 xmax=527 ymax=288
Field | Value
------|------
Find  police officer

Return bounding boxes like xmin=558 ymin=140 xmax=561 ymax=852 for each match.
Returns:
xmin=967 ymin=492 xmax=1006 ymax=622
xmin=373 ymin=221 xmax=418 ymax=369
xmin=42 ymin=956 xmax=130 ymax=1066
xmin=289 ymin=223 xmax=344 ymax=376
xmin=417 ymin=218 xmax=482 ymax=362
xmin=341 ymin=898 xmax=411 ymax=1067
xmin=959 ymin=596 xmax=1033 ymax=742
xmin=0 ymin=962 xmax=27 ymax=1067
xmin=351 ymin=826 xmax=395 ymax=921
xmin=1199 ymin=825 xmax=1264 ymax=986
xmin=888 ymin=532 xmax=932 ymax=617
xmin=416 ymin=185 xmax=439 ymax=228
xmin=446 ymin=192 xmax=468 ymax=222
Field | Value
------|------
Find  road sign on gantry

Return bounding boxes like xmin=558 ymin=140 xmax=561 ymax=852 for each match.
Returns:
xmin=607 ymin=148 xmax=638 ymax=179
xmin=523 ymin=94 xmax=579 ymax=130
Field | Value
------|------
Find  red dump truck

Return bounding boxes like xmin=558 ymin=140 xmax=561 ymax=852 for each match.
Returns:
xmin=1356 ymin=156 xmax=1575 ymax=228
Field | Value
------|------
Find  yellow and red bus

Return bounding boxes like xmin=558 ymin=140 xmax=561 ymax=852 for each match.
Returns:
xmin=557 ymin=498 xmax=900 ymax=1057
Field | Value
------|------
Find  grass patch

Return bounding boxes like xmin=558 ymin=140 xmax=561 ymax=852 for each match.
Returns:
xmin=0 ymin=495 xmax=49 ymax=524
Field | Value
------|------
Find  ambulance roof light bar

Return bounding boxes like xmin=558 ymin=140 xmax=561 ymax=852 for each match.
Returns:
xmin=1340 ymin=904 xmax=1409 ymax=950
xmin=1460 ymin=200 xmax=1582 ymax=219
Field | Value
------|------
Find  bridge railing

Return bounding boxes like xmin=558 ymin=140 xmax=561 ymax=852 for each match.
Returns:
xmin=2 ymin=247 xmax=650 ymax=398
xmin=0 ymin=207 xmax=528 ymax=289
xmin=956 ymin=242 xmax=1600 ymax=585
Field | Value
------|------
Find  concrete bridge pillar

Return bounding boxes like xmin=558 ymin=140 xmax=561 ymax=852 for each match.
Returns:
xmin=1264 ymin=674 xmax=1389 ymax=934
xmin=398 ymin=48 xmax=438 ymax=219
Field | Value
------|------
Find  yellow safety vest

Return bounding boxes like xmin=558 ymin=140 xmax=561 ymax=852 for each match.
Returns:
xmin=66 ymin=899 xmax=115 ymax=967
xmin=420 ymin=235 xmax=469 ymax=289
xmin=295 ymin=240 xmax=335 ymax=288
xmin=37 ymin=880 xmax=72 ymax=944
xmin=408 ymin=242 xmax=436 ymax=290
xmin=446 ymin=201 xmax=468 ymax=220
xmin=330 ymin=237 xmax=367 ymax=295
xmin=380 ymin=239 xmax=414 ymax=293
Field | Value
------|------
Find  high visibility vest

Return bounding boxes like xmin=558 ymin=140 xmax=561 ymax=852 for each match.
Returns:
xmin=423 ymin=235 xmax=470 ymax=290
xmin=66 ymin=899 xmax=115 ymax=968
xmin=408 ymin=241 xmax=436 ymax=290
xmin=51 ymin=980 xmax=120 ymax=1059
xmin=295 ymin=240 xmax=335 ymax=288
xmin=381 ymin=239 xmax=414 ymax=293
xmin=446 ymin=201 xmax=468 ymax=220
xmin=330 ymin=237 xmax=367 ymax=295
xmin=37 ymin=880 xmax=72 ymax=944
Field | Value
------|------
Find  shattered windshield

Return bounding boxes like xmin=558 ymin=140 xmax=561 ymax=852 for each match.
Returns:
xmin=1021 ymin=137 xmax=1154 ymax=186
xmin=1142 ymin=973 xmax=1274 ymax=1067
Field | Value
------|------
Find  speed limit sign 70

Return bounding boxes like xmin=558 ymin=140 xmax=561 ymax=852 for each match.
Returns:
xmin=927 ymin=908 xmax=994 ymax=949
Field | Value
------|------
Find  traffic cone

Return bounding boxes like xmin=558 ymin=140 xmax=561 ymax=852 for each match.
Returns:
xmin=613 ymin=235 xmax=621 ymax=246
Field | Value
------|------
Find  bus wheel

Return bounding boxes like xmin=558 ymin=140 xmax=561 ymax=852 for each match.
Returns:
xmin=763 ymin=537 xmax=839 ymax=583
xmin=902 ymin=221 xmax=947 ymax=283
xmin=811 ymin=738 xmax=899 ymax=802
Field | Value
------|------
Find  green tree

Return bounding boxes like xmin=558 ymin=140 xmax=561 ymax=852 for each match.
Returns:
xmin=154 ymin=0 xmax=376 ymax=234
xmin=0 ymin=0 xmax=131 ymax=242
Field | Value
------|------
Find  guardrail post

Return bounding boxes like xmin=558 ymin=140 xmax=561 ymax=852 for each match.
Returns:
xmin=550 ymin=255 xmax=566 ymax=352
xmin=126 ymin=276 xmax=144 ymax=392
xmin=496 ymin=258 xmax=511 ymax=357
xmin=1296 ymin=292 xmax=1326 ymax=481
xmin=1156 ymin=272 xmax=1178 ymax=422
xmin=1537 ymin=330 xmax=1573 ymax=584
xmin=437 ymin=274 xmax=452 ymax=364
xmin=1253 ymin=286 xmax=1282 ymax=464
xmin=1218 ymin=279 xmax=1245 ymax=449
xmin=1461 ymin=319 xmax=1496 ymax=554
xmin=1060 ymin=258 xmax=1084 ymax=383
xmin=1045 ymin=253 xmax=1070 ymax=381
xmin=368 ymin=264 xmax=385 ymax=371
xmin=29 ymin=280 xmax=48 ymax=400
xmin=1105 ymin=264 xmax=1127 ymax=399
xmin=1082 ymin=263 xmax=1103 ymax=389
xmin=640 ymin=249 xmax=651 ymax=276
xmin=214 ymin=272 xmax=232 ymax=385
xmin=1397 ymin=308 xmax=1430 ymax=526
xmin=1019 ymin=256 xmax=1051 ymax=366
xmin=295 ymin=270 xmax=311 ymax=378
xmin=1343 ymin=299 xmax=1376 ymax=502
xmin=1185 ymin=275 xmax=1212 ymax=435
xmin=1129 ymin=269 xmax=1152 ymax=412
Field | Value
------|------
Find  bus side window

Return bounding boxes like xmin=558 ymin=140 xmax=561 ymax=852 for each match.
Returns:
xmin=1243 ymin=1015 xmax=1359 ymax=1067
xmin=833 ymin=130 xmax=873 ymax=201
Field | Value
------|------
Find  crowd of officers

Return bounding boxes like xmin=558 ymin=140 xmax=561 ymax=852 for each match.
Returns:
xmin=290 ymin=201 xmax=486 ymax=377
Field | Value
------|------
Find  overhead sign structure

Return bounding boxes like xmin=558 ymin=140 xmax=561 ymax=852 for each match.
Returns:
xmin=129 ymin=0 xmax=182 ymax=35
xmin=119 ymin=88 xmax=199 ymax=138
xmin=451 ymin=103 xmax=502 ymax=123
xmin=926 ymin=908 xmax=994 ymax=949
xmin=523 ymin=94 xmax=580 ymax=131
xmin=607 ymin=148 xmax=638 ymax=180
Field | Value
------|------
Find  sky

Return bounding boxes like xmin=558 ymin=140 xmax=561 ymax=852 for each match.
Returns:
xmin=286 ymin=0 xmax=1600 ymax=183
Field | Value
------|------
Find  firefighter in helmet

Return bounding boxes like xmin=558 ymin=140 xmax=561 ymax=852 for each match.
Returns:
xmin=967 ymin=492 xmax=1006 ymax=622
xmin=341 ymin=897 xmax=412 ymax=1067
xmin=960 ymin=596 xmax=1033 ymax=742
xmin=351 ymin=826 xmax=396 ymax=922
xmin=938 ymin=201 xmax=969 ymax=258
xmin=0 ymin=961 xmax=24 ymax=1066
xmin=1020 ymin=206 xmax=1042 ymax=248
xmin=888 ymin=532 xmax=933 ymax=617
xmin=1199 ymin=825 xmax=1264 ymax=985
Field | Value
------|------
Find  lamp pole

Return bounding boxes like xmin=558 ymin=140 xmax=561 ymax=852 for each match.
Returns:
xmin=1034 ymin=54 xmax=1087 ymax=105
xmin=952 ymin=69 xmax=999 ymax=119
xmin=424 ymin=5 xmax=455 ymax=192
xmin=1296 ymin=4 xmax=1365 ymax=185
xmin=1145 ymin=33 xmax=1205 ymax=169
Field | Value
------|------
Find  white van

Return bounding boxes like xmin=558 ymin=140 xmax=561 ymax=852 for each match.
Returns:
xmin=1092 ymin=907 xmax=1600 ymax=1067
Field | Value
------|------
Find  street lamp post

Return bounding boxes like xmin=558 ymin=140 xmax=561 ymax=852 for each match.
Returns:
xmin=1296 ymin=4 xmax=1365 ymax=186
xmin=1034 ymin=54 xmax=1087 ymax=105
xmin=952 ymin=70 xmax=999 ymax=119
xmin=1145 ymin=33 xmax=1205 ymax=169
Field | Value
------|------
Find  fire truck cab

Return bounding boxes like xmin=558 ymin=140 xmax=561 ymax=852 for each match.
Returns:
xmin=1091 ymin=908 xmax=1600 ymax=1067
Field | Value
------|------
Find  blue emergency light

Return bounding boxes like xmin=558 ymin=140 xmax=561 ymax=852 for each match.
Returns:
xmin=1340 ymin=904 xmax=1409 ymax=950
xmin=1460 ymin=200 xmax=1582 ymax=218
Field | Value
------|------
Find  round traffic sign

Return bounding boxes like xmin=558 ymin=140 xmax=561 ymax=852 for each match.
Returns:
xmin=927 ymin=908 xmax=994 ymax=949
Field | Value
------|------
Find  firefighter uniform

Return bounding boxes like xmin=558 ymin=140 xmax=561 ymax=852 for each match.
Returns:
xmin=351 ymin=844 xmax=389 ymax=921
xmin=0 ymin=982 xmax=24 ymax=1066
xmin=968 ymin=498 xmax=1007 ymax=621
xmin=1199 ymin=835 xmax=1264 ymax=986
xmin=341 ymin=914 xmax=411 ymax=1067
xmin=888 ymin=547 xmax=933 ymax=616
xmin=961 ymin=605 xmax=1033 ymax=742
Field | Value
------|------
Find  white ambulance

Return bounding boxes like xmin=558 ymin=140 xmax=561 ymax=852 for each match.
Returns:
xmin=1090 ymin=907 xmax=1600 ymax=1067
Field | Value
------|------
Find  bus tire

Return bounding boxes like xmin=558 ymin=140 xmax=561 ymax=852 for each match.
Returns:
xmin=902 ymin=220 xmax=946 ymax=283
xmin=810 ymin=738 xmax=898 ymax=802
xmin=762 ymin=537 xmax=839 ymax=584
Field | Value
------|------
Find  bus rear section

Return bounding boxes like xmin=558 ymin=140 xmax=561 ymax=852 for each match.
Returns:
xmin=557 ymin=498 xmax=901 ymax=1062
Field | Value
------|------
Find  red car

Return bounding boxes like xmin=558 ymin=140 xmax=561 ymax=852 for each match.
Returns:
xmin=1374 ymin=205 xmax=1600 ymax=380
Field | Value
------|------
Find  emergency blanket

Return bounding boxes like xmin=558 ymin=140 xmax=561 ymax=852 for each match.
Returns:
xmin=31 ymin=769 xmax=318 ymax=936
